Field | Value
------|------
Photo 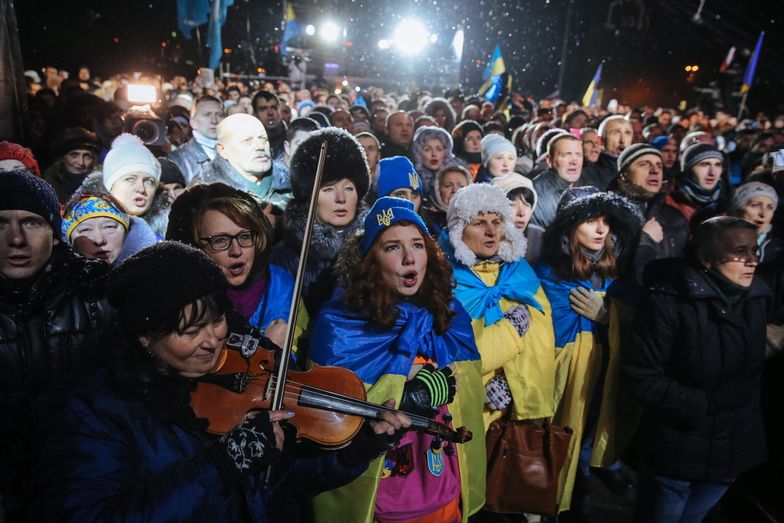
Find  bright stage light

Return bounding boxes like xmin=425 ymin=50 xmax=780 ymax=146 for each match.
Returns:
xmin=378 ymin=39 xmax=390 ymax=50
xmin=452 ymin=29 xmax=464 ymax=61
xmin=320 ymin=21 xmax=340 ymax=43
xmin=305 ymin=24 xmax=316 ymax=36
xmin=393 ymin=18 xmax=428 ymax=55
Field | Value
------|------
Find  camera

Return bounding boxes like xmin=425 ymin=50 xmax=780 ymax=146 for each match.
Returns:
xmin=124 ymin=107 xmax=167 ymax=146
xmin=122 ymin=83 xmax=167 ymax=146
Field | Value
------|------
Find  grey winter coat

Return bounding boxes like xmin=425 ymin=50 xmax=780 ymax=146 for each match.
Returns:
xmin=169 ymin=137 xmax=212 ymax=185
xmin=194 ymin=155 xmax=292 ymax=211
xmin=530 ymin=169 xmax=599 ymax=229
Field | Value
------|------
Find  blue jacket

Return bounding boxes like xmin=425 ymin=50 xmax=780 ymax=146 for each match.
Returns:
xmin=41 ymin=369 xmax=365 ymax=522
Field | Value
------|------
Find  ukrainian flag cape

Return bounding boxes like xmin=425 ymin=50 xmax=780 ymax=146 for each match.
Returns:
xmin=438 ymin=234 xmax=556 ymax=424
xmin=536 ymin=265 xmax=637 ymax=512
xmin=309 ymin=297 xmax=486 ymax=523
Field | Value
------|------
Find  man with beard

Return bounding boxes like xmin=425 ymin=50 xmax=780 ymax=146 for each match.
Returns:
xmin=43 ymin=127 xmax=100 ymax=203
xmin=197 ymin=114 xmax=291 ymax=228
xmin=380 ymin=111 xmax=414 ymax=159
xmin=253 ymin=91 xmax=287 ymax=162
xmin=585 ymin=115 xmax=634 ymax=190
xmin=169 ymin=95 xmax=225 ymax=184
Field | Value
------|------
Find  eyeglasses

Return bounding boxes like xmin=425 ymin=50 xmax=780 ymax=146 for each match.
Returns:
xmin=199 ymin=231 xmax=256 ymax=251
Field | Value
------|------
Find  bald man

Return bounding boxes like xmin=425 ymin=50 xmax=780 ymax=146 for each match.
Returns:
xmin=194 ymin=114 xmax=292 ymax=218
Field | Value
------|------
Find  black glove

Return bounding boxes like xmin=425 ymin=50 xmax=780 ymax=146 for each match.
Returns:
xmin=216 ymin=411 xmax=281 ymax=476
xmin=337 ymin=422 xmax=404 ymax=469
xmin=399 ymin=364 xmax=457 ymax=418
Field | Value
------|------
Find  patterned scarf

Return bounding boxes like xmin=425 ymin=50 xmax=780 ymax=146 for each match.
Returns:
xmin=676 ymin=175 xmax=723 ymax=209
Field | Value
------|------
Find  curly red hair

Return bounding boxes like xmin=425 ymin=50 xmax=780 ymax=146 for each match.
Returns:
xmin=343 ymin=222 xmax=455 ymax=334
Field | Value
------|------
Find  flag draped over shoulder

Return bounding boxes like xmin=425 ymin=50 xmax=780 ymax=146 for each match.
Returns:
xmin=280 ymin=4 xmax=301 ymax=56
xmin=581 ymin=64 xmax=602 ymax=107
xmin=741 ymin=31 xmax=765 ymax=94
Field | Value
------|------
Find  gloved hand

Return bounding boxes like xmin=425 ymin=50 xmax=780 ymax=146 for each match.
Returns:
xmin=217 ymin=411 xmax=283 ymax=476
xmin=504 ymin=305 xmax=531 ymax=337
xmin=400 ymin=364 xmax=457 ymax=417
xmin=338 ymin=399 xmax=412 ymax=468
xmin=485 ymin=374 xmax=512 ymax=411
xmin=569 ymin=287 xmax=609 ymax=324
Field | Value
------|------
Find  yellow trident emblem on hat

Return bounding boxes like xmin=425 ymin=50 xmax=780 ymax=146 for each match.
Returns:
xmin=376 ymin=208 xmax=394 ymax=227
xmin=408 ymin=172 xmax=420 ymax=191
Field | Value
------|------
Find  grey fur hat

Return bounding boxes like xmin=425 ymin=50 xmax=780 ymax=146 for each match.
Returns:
xmin=446 ymin=183 xmax=526 ymax=266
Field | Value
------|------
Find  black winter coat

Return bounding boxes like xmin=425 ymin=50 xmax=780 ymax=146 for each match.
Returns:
xmin=0 ymin=243 xmax=113 ymax=519
xmin=623 ymin=258 xmax=770 ymax=481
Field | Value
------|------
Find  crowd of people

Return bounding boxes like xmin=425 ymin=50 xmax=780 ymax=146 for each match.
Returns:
xmin=1 ymin=66 xmax=783 ymax=523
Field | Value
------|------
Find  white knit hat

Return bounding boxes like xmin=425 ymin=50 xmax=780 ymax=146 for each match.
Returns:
xmin=480 ymin=134 xmax=516 ymax=167
xmin=446 ymin=183 xmax=526 ymax=266
xmin=102 ymin=133 xmax=161 ymax=191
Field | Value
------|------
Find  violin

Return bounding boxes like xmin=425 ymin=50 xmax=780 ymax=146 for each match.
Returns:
xmin=190 ymin=330 xmax=473 ymax=449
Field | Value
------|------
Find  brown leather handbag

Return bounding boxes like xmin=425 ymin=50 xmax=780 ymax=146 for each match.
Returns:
xmin=484 ymin=417 xmax=573 ymax=516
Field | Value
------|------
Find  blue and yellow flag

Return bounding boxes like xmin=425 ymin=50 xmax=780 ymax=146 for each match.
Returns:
xmin=176 ymin=0 xmax=210 ymax=40
xmin=479 ymin=44 xmax=511 ymax=104
xmin=741 ymin=31 xmax=765 ymax=94
xmin=280 ymin=4 xmax=301 ymax=56
xmin=207 ymin=0 xmax=235 ymax=69
xmin=581 ymin=64 xmax=602 ymax=107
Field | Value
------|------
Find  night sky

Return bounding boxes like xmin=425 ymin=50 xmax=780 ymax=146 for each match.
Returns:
xmin=16 ymin=0 xmax=784 ymax=113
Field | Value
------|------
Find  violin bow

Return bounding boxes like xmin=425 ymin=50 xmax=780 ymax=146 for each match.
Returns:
xmin=270 ymin=140 xmax=328 ymax=412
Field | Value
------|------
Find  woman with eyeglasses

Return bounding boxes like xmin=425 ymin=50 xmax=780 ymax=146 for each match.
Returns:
xmin=166 ymin=182 xmax=303 ymax=348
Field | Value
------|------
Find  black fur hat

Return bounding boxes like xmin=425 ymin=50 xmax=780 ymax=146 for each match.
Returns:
xmin=541 ymin=187 xmax=643 ymax=279
xmin=289 ymin=128 xmax=369 ymax=203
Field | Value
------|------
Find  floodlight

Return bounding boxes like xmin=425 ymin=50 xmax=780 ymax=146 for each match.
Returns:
xmin=305 ymin=24 xmax=316 ymax=36
xmin=320 ymin=22 xmax=340 ymax=43
xmin=393 ymin=18 xmax=428 ymax=55
xmin=127 ymin=84 xmax=157 ymax=104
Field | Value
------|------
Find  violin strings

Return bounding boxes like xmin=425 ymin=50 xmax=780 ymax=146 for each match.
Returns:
xmin=264 ymin=375 xmax=441 ymax=428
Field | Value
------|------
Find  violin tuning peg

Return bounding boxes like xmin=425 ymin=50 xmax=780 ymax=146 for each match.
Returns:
xmin=444 ymin=441 xmax=455 ymax=456
xmin=430 ymin=435 xmax=442 ymax=452
xmin=442 ymin=412 xmax=452 ymax=424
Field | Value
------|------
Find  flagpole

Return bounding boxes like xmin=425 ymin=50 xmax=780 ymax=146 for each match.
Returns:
xmin=737 ymin=90 xmax=749 ymax=121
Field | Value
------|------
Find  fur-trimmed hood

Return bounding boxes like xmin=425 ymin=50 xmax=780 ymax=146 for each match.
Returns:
xmin=445 ymin=183 xmax=526 ymax=267
xmin=77 ymin=172 xmax=171 ymax=239
xmin=333 ymin=231 xmax=365 ymax=289
xmin=541 ymin=190 xmax=643 ymax=277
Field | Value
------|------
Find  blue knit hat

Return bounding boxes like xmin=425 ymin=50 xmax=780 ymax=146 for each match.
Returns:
xmin=0 ymin=169 xmax=61 ymax=232
xmin=62 ymin=195 xmax=130 ymax=241
xmin=377 ymin=156 xmax=423 ymax=198
xmin=361 ymin=197 xmax=429 ymax=253
xmin=651 ymin=135 xmax=670 ymax=150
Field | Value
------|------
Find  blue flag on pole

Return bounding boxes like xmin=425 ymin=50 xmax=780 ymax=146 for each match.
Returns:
xmin=176 ymin=0 xmax=210 ymax=40
xmin=741 ymin=31 xmax=765 ymax=94
xmin=280 ymin=4 xmax=301 ymax=56
xmin=207 ymin=0 xmax=235 ymax=69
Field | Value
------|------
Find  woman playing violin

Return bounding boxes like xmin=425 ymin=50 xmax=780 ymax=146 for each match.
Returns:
xmin=39 ymin=241 xmax=410 ymax=523
xmin=308 ymin=197 xmax=486 ymax=523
